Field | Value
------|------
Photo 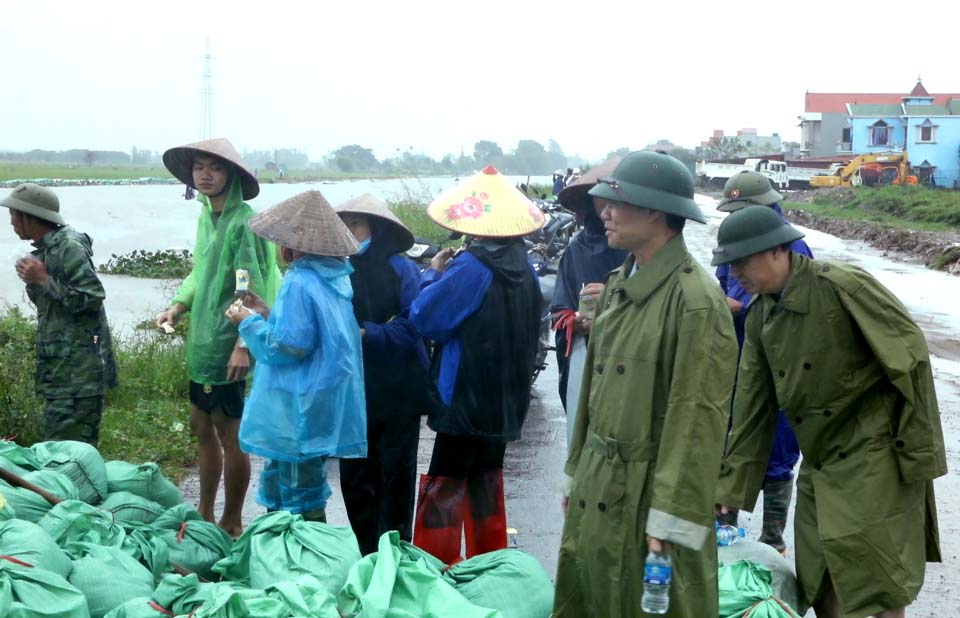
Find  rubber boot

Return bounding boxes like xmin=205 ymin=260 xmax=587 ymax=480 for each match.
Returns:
xmin=464 ymin=468 xmax=507 ymax=557
xmin=759 ymin=477 xmax=793 ymax=555
xmin=413 ymin=474 xmax=466 ymax=564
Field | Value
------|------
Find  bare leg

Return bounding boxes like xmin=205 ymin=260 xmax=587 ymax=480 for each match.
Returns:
xmin=214 ymin=411 xmax=249 ymax=538
xmin=812 ymin=573 xmax=843 ymax=618
xmin=190 ymin=405 xmax=222 ymax=523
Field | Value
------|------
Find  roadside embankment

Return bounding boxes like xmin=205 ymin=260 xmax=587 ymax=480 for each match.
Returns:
xmin=782 ymin=186 xmax=960 ymax=273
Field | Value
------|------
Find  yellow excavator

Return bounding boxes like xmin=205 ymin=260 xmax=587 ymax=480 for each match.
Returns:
xmin=810 ymin=152 xmax=918 ymax=188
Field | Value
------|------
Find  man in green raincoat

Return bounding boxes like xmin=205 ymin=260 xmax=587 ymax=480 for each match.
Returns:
xmin=156 ymin=138 xmax=281 ymax=537
xmin=553 ymin=151 xmax=738 ymax=617
xmin=4 ymin=183 xmax=117 ymax=445
xmin=714 ymin=206 xmax=946 ymax=618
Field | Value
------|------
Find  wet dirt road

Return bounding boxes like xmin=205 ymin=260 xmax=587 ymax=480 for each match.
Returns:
xmin=182 ymin=194 xmax=960 ymax=615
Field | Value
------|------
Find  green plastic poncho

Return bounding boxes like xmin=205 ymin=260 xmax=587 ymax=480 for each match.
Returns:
xmin=171 ymin=177 xmax=281 ymax=385
xmin=718 ymin=560 xmax=801 ymax=618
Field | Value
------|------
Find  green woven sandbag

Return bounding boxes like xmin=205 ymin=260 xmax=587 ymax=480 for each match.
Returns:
xmin=120 ymin=524 xmax=171 ymax=581
xmin=151 ymin=505 xmax=232 ymax=580
xmin=441 ymin=549 xmax=554 ymax=618
xmin=213 ymin=511 xmax=360 ymax=594
xmin=719 ymin=560 xmax=801 ymax=618
xmin=0 ymin=441 xmax=43 ymax=471
xmin=38 ymin=500 xmax=126 ymax=552
xmin=102 ymin=598 xmax=170 ymax=618
xmin=0 ymin=559 xmax=90 ymax=618
xmin=68 ymin=543 xmax=155 ymax=618
xmin=338 ymin=531 xmax=500 ymax=618
xmin=0 ymin=490 xmax=14 ymax=521
xmin=0 ymin=470 xmax=80 ymax=523
xmin=101 ymin=492 xmax=165 ymax=525
xmin=0 ymin=454 xmax=32 ymax=477
xmin=0 ymin=519 xmax=74 ymax=579
xmin=32 ymin=441 xmax=108 ymax=505
xmin=104 ymin=461 xmax=183 ymax=509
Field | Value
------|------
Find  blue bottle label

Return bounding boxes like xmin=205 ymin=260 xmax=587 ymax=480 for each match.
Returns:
xmin=644 ymin=563 xmax=672 ymax=585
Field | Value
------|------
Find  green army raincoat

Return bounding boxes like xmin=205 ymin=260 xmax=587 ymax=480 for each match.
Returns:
xmin=172 ymin=178 xmax=282 ymax=385
xmin=717 ymin=254 xmax=947 ymax=618
xmin=554 ymin=236 xmax=739 ymax=618
xmin=27 ymin=226 xmax=117 ymax=399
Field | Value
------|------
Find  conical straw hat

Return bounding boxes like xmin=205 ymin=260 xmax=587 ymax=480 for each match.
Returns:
xmin=557 ymin=156 xmax=623 ymax=210
xmin=426 ymin=166 xmax=545 ymax=238
xmin=163 ymin=137 xmax=260 ymax=200
xmin=248 ymin=190 xmax=360 ymax=257
xmin=335 ymin=193 xmax=415 ymax=253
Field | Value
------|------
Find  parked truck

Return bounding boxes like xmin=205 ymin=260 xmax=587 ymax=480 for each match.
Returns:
xmin=696 ymin=158 xmax=790 ymax=189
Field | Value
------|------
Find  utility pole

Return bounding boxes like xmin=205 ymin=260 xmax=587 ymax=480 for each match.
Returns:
xmin=201 ymin=38 xmax=214 ymax=140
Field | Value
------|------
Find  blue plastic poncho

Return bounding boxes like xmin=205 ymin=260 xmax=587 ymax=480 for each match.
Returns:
xmin=238 ymin=255 xmax=367 ymax=463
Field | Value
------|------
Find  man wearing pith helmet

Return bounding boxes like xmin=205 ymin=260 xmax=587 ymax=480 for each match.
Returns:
xmin=714 ymin=170 xmax=812 ymax=556
xmin=553 ymin=151 xmax=738 ymax=618
xmin=3 ymin=183 xmax=117 ymax=445
xmin=714 ymin=206 xmax=946 ymax=618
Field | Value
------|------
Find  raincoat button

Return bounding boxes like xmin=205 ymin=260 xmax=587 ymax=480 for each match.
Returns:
xmin=814 ymin=463 xmax=822 ymax=470
xmin=616 ymin=364 xmax=625 ymax=375
xmin=683 ymin=267 xmax=693 ymax=273
xmin=838 ymin=452 xmax=848 ymax=459
xmin=803 ymin=362 xmax=812 ymax=370
xmin=579 ymin=499 xmax=586 ymax=508
xmin=823 ymin=410 xmax=832 ymax=418
xmin=822 ymin=265 xmax=831 ymax=273
xmin=895 ymin=439 xmax=905 ymax=448
xmin=778 ymin=370 xmax=785 ymax=378
xmin=597 ymin=364 xmax=604 ymax=375
xmin=598 ymin=502 xmax=607 ymax=512
xmin=796 ymin=417 xmax=804 ymax=425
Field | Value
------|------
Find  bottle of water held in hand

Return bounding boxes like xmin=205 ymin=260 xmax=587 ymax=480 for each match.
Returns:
xmin=641 ymin=550 xmax=671 ymax=614
xmin=716 ymin=523 xmax=746 ymax=546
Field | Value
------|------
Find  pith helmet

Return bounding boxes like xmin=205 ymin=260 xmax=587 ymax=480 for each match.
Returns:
xmin=588 ymin=151 xmax=705 ymax=223
xmin=336 ymin=193 xmax=415 ymax=253
xmin=163 ymin=137 xmax=260 ymax=200
xmin=717 ymin=170 xmax=783 ymax=212
xmin=712 ymin=205 xmax=804 ymax=266
xmin=0 ymin=183 xmax=65 ymax=225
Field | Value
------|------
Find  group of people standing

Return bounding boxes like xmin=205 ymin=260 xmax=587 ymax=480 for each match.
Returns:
xmin=4 ymin=141 xmax=949 ymax=618
xmin=549 ymin=152 xmax=947 ymax=618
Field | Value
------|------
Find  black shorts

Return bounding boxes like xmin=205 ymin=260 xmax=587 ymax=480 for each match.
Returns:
xmin=188 ymin=381 xmax=246 ymax=418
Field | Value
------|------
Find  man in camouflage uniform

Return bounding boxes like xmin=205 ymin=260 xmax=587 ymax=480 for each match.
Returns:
xmin=4 ymin=183 xmax=117 ymax=445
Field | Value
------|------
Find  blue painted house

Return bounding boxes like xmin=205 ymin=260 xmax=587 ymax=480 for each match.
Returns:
xmin=847 ymin=80 xmax=960 ymax=187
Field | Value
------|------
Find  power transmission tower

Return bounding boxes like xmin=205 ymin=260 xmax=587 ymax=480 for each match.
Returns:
xmin=200 ymin=38 xmax=214 ymax=140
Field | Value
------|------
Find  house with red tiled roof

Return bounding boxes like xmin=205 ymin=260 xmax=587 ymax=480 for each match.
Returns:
xmin=799 ymin=80 xmax=960 ymax=159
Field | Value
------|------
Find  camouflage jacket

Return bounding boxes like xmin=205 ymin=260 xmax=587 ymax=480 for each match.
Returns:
xmin=26 ymin=226 xmax=118 ymax=398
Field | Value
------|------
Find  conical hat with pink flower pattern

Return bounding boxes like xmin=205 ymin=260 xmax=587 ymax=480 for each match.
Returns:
xmin=426 ymin=166 xmax=545 ymax=237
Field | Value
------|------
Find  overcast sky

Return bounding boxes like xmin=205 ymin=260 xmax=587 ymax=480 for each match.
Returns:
xmin=2 ymin=0 xmax=957 ymax=161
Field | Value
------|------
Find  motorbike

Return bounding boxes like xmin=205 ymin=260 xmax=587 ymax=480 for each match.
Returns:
xmin=527 ymin=199 xmax=576 ymax=260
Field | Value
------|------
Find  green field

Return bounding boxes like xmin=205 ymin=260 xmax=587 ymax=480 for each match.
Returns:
xmin=785 ymin=185 xmax=960 ymax=232
xmin=0 ymin=162 xmax=174 ymax=181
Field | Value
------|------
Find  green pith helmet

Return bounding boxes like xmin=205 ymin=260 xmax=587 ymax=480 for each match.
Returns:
xmin=588 ymin=151 xmax=706 ymax=223
xmin=0 ymin=183 xmax=65 ymax=225
xmin=711 ymin=205 xmax=804 ymax=266
xmin=716 ymin=170 xmax=783 ymax=212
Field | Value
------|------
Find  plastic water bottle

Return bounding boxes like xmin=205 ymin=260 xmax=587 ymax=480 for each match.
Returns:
xmin=716 ymin=524 xmax=746 ymax=546
xmin=641 ymin=551 xmax=671 ymax=614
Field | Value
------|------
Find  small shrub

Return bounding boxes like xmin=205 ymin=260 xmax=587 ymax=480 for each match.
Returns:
xmin=99 ymin=249 xmax=193 ymax=279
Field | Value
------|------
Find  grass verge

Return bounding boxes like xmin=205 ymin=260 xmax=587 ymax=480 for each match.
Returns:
xmin=0 ymin=309 xmax=196 ymax=483
xmin=786 ymin=186 xmax=960 ymax=232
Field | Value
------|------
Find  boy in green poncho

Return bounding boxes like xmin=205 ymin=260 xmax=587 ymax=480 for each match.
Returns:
xmin=156 ymin=138 xmax=281 ymax=537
